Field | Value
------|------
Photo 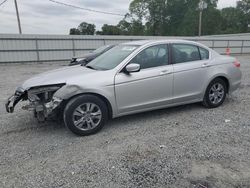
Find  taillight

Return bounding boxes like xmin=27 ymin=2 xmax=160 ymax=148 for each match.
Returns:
xmin=233 ymin=60 xmax=240 ymax=68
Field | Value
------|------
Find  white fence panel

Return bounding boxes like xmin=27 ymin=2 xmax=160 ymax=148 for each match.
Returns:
xmin=0 ymin=33 xmax=249 ymax=63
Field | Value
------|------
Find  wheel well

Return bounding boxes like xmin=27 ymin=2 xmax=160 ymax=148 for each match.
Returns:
xmin=63 ymin=93 xmax=113 ymax=119
xmin=214 ymin=76 xmax=230 ymax=93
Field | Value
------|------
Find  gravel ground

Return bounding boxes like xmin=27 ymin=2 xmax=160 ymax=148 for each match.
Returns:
xmin=0 ymin=57 xmax=250 ymax=188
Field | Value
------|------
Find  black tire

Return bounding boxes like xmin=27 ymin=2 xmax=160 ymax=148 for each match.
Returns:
xmin=63 ymin=95 xmax=108 ymax=136
xmin=202 ymin=78 xmax=227 ymax=108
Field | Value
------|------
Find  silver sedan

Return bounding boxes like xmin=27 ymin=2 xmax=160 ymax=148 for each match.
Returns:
xmin=6 ymin=40 xmax=242 ymax=136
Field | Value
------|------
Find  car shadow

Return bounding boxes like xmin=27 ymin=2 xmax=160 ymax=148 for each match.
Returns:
xmin=105 ymin=102 xmax=203 ymax=131
xmin=8 ymin=103 xmax=201 ymax=136
xmin=105 ymin=95 xmax=236 ymax=132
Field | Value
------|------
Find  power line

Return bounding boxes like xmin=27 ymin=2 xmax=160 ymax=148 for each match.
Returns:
xmin=48 ymin=0 xmax=125 ymax=17
xmin=0 ymin=0 xmax=21 ymax=34
xmin=14 ymin=0 xmax=22 ymax=34
xmin=0 ymin=0 xmax=8 ymax=7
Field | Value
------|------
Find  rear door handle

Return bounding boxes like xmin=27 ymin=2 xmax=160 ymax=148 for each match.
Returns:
xmin=160 ymin=70 xmax=172 ymax=75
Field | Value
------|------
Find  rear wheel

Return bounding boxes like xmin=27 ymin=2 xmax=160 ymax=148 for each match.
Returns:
xmin=203 ymin=78 xmax=227 ymax=108
xmin=64 ymin=95 xmax=108 ymax=136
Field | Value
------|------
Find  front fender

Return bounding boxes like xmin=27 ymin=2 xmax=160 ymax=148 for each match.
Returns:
xmin=53 ymin=84 xmax=117 ymax=117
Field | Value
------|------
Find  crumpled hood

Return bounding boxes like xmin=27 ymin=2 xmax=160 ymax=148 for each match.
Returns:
xmin=21 ymin=65 xmax=95 ymax=90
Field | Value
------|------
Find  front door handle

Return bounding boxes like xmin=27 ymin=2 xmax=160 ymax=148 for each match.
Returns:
xmin=201 ymin=63 xmax=211 ymax=68
xmin=160 ymin=70 xmax=172 ymax=75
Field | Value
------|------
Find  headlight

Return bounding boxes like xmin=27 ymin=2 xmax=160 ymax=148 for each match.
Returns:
xmin=28 ymin=84 xmax=65 ymax=94
xmin=27 ymin=84 xmax=65 ymax=102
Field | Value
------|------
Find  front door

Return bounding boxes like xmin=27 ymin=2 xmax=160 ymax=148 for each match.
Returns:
xmin=115 ymin=44 xmax=174 ymax=115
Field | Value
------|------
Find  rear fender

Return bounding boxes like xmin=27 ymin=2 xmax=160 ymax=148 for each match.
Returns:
xmin=202 ymin=72 xmax=230 ymax=96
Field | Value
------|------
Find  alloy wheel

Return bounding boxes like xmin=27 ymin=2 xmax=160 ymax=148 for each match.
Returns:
xmin=72 ymin=103 xmax=102 ymax=131
xmin=208 ymin=83 xmax=225 ymax=105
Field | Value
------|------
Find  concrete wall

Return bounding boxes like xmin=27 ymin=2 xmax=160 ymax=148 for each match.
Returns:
xmin=0 ymin=33 xmax=250 ymax=63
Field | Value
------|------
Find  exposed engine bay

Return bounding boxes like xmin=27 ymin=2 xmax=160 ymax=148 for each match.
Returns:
xmin=6 ymin=84 xmax=65 ymax=122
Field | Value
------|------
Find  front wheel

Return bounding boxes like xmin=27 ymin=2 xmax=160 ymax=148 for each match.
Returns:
xmin=63 ymin=95 xmax=108 ymax=136
xmin=202 ymin=78 xmax=227 ymax=108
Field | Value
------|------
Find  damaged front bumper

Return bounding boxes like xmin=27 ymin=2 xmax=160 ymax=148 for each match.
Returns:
xmin=5 ymin=88 xmax=26 ymax=113
xmin=5 ymin=84 xmax=64 ymax=121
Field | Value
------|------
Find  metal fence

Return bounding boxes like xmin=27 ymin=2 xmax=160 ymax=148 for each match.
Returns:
xmin=0 ymin=33 xmax=250 ymax=63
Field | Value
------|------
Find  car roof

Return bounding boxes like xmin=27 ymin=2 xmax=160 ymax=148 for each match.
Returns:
xmin=122 ymin=39 xmax=202 ymax=46
xmin=122 ymin=40 xmax=153 ymax=46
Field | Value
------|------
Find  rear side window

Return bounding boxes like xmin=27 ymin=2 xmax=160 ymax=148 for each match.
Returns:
xmin=199 ymin=47 xmax=209 ymax=60
xmin=172 ymin=44 xmax=201 ymax=64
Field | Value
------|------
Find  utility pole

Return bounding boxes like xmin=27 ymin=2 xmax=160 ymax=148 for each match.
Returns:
xmin=198 ymin=9 xmax=202 ymax=37
xmin=198 ymin=0 xmax=207 ymax=37
xmin=14 ymin=0 xmax=22 ymax=34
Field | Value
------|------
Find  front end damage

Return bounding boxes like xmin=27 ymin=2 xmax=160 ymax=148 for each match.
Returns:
xmin=6 ymin=84 xmax=65 ymax=122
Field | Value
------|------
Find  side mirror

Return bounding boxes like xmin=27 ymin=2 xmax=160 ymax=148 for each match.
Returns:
xmin=125 ymin=63 xmax=140 ymax=73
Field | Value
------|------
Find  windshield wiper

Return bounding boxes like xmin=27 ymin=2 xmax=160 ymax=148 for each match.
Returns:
xmin=85 ymin=65 xmax=96 ymax=70
xmin=85 ymin=65 xmax=109 ymax=71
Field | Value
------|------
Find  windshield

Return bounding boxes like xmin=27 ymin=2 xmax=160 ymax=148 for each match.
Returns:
xmin=92 ymin=45 xmax=111 ymax=54
xmin=87 ymin=45 xmax=139 ymax=70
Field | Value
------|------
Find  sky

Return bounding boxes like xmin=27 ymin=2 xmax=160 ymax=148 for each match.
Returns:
xmin=0 ymin=0 xmax=238 ymax=35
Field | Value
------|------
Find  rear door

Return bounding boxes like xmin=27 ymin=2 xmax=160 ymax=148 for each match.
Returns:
xmin=171 ymin=43 xmax=210 ymax=103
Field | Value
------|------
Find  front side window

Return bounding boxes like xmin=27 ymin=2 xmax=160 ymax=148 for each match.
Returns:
xmin=172 ymin=44 xmax=201 ymax=64
xmin=130 ymin=44 xmax=169 ymax=69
